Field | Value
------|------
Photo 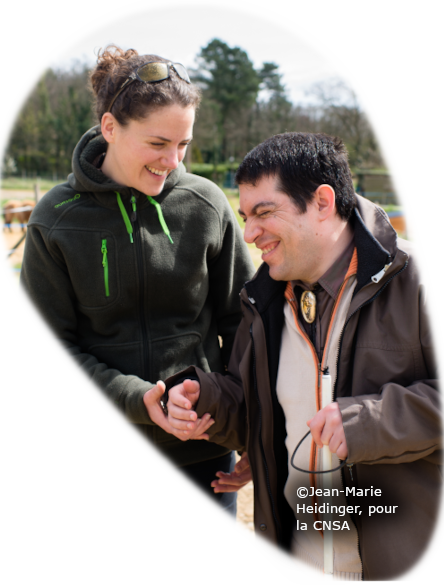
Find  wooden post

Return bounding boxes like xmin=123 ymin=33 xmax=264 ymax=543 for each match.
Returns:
xmin=34 ymin=177 xmax=40 ymax=203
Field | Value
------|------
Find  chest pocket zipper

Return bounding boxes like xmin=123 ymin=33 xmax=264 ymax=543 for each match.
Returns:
xmin=101 ymin=239 xmax=110 ymax=297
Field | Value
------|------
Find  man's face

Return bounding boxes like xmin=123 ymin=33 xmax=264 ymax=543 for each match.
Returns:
xmin=239 ymin=175 xmax=323 ymax=283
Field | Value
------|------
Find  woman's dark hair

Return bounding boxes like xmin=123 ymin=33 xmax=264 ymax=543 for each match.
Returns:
xmin=90 ymin=45 xmax=201 ymax=125
xmin=235 ymin=132 xmax=356 ymax=221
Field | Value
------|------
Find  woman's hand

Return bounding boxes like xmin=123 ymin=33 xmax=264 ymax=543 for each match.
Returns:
xmin=143 ymin=381 xmax=214 ymax=441
xmin=211 ymin=452 xmax=252 ymax=493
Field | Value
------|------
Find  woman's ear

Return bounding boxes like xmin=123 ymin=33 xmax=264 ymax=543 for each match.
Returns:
xmin=101 ymin=112 xmax=117 ymax=144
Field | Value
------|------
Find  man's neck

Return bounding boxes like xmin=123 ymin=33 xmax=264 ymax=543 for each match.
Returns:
xmin=301 ymin=221 xmax=354 ymax=288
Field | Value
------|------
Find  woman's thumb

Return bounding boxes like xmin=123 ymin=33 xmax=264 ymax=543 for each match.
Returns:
xmin=156 ymin=380 xmax=166 ymax=395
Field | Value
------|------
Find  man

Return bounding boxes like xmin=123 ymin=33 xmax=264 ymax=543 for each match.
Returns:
xmin=145 ymin=133 xmax=441 ymax=579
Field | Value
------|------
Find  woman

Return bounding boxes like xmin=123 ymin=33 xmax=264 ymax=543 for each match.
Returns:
xmin=21 ymin=46 xmax=255 ymax=514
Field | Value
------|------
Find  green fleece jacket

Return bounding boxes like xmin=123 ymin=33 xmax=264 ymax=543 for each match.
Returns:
xmin=21 ymin=125 xmax=255 ymax=466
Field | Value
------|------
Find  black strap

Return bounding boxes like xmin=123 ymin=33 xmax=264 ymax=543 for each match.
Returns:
xmin=290 ymin=430 xmax=348 ymax=474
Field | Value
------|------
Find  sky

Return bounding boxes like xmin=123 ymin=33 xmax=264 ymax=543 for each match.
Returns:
xmin=42 ymin=0 xmax=358 ymax=104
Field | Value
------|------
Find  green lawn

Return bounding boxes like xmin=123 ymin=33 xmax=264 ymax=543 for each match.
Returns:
xmin=0 ymin=177 xmax=61 ymax=191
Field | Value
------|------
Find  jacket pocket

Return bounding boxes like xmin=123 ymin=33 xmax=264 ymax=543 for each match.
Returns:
xmin=58 ymin=229 xmax=119 ymax=308
xmin=101 ymin=238 xmax=110 ymax=297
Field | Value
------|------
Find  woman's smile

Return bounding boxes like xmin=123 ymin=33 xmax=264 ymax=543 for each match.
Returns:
xmin=101 ymin=103 xmax=195 ymax=196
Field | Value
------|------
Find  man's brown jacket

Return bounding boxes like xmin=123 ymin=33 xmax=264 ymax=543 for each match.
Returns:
xmin=168 ymin=196 xmax=441 ymax=580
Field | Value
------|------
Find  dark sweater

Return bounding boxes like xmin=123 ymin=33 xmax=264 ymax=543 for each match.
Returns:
xmin=21 ymin=125 xmax=255 ymax=466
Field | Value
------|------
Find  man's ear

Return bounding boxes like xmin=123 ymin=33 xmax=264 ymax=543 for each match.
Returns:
xmin=101 ymin=112 xmax=118 ymax=144
xmin=314 ymin=184 xmax=335 ymax=220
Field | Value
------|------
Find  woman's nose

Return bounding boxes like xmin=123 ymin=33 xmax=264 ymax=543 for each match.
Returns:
xmin=161 ymin=148 xmax=180 ymax=169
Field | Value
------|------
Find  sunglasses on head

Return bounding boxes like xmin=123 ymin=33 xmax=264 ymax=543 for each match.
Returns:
xmin=108 ymin=61 xmax=191 ymax=112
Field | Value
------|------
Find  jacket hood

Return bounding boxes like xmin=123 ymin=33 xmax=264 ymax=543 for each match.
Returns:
xmin=68 ymin=125 xmax=186 ymax=196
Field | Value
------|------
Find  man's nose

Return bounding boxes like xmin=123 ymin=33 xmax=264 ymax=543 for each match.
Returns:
xmin=243 ymin=218 xmax=261 ymax=244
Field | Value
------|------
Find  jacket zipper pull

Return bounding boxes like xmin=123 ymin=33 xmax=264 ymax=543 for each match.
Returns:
xmin=130 ymin=195 xmax=137 ymax=222
xmin=101 ymin=239 xmax=110 ymax=297
xmin=347 ymin=463 xmax=354 ymax=481
xmin=371 ymin=261 xmax=392 ymax=283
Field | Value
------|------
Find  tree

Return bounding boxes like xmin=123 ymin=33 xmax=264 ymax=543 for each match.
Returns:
xmin=192 ymin=39 xmax=261 ymax=162
xmin=249 ymin=62 xmax=293 ymax=146
xmin=4 ymin=63 xmax=94 ymax=179
xmin=305 ymin=78 xmax=383 ymax=168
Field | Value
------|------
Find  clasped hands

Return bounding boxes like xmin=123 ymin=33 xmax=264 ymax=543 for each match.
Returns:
xmin=143 ymin=379 xmax=252 ymax=492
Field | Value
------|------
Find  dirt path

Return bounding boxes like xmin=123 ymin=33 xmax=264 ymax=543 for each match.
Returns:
xmin=236 ymin=453 xmax=254 ymax=543
xmin=236 ymin=478 xmax=254 ymax=530
xmin=2 ymin=226 xmax=26 ymax=275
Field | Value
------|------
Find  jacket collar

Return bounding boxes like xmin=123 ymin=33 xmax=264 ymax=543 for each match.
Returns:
xmin=352 ymin=194 xmax=398 ymax=293
xmin=244 ymin=263 xmax=286 ymax=314
xmin=244 ymin=194 xmax=404 ymax=311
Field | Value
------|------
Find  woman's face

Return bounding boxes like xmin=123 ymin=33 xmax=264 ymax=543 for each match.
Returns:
xmin=101 ymin=104 xmax=195 ymax=196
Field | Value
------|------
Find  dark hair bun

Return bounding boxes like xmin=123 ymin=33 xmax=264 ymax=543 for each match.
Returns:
xmin=89 ymin=44 xmax=201 ymax=125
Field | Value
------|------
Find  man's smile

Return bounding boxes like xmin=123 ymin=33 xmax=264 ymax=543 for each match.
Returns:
xmin=258 ymin=241 xmax=279 ymax=257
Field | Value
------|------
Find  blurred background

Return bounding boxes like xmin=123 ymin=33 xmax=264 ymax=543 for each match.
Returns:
xmin=0 ymin=0 xmax=419 ymax=291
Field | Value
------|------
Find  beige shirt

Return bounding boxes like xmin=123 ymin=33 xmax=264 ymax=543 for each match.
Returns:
xmin=276 ymin=251 xmax=362 ymax=578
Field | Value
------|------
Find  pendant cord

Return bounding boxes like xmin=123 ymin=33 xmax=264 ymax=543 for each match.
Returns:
xmin=290 ymin=430 xmax=348 ymax=474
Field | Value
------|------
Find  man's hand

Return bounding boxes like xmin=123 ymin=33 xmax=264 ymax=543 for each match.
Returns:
xmin=167 ymin=379 xmax=206 ymax=433
xmin=307 ymin=402 xmax=348 ymax=460
xmin=143 ymin=380 xmax=214 ymax=441
xmin=211 ymin=453 xmax=252 ymax=493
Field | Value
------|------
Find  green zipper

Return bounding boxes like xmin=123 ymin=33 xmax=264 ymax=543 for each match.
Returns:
xmin=101 ymin=238 xmax=110 ymax=297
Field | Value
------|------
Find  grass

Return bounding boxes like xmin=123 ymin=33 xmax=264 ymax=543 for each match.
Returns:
xmin=1 ymin=177 xmax=61 ymax=191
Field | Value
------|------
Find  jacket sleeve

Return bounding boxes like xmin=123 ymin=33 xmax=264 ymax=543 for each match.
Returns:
xmin=165 ymin=306 xmax=252 ymax=452
xmin=21 ymin=224 xmax=154 ymax=425
xmin=337 ymin=285 xmax=441 ymax=466
xmin=208 ymin=200 xmax=255 ymax=366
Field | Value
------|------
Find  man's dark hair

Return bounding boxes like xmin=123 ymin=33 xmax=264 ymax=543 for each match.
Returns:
xmin=235 ymin=133 xmax=356 ymax=221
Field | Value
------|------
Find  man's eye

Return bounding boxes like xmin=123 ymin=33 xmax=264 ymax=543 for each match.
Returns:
xmin=259 ymin=211 xmax=270 ymax=218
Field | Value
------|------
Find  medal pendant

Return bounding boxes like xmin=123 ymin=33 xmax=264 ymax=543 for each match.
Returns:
xmin=301 ymin=291 xmax=316 ymax=324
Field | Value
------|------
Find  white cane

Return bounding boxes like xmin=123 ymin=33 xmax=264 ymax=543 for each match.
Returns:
xmin=322 ymin=370 xmax=334 ymax=578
